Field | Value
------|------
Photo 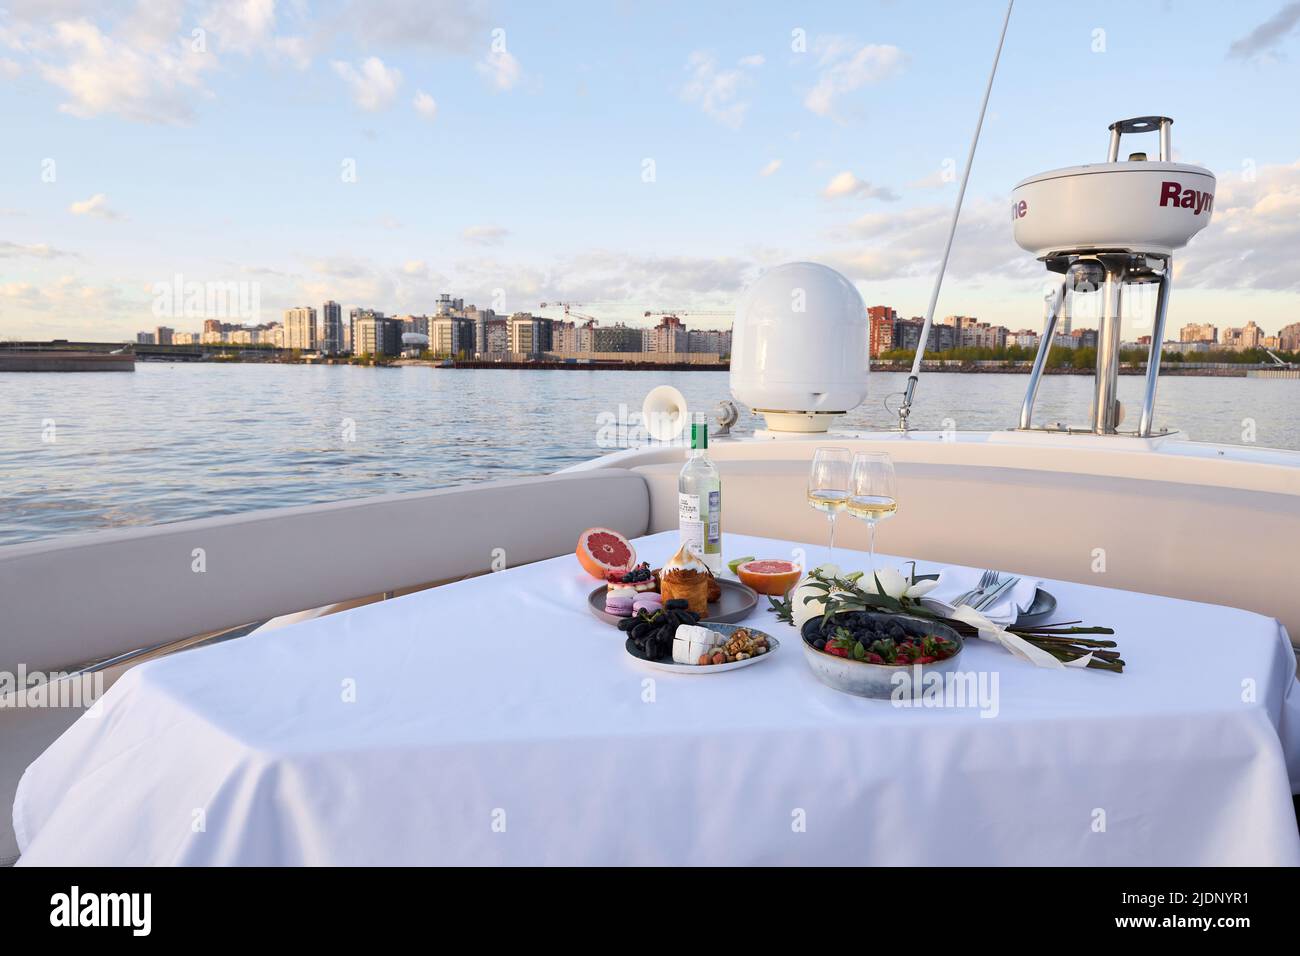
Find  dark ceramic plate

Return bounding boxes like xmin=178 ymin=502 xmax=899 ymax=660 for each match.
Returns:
xmin=914 ymin=573 xmax=1057 ymax=626
xmin=587 ymin=579 xmax=759 ymax=626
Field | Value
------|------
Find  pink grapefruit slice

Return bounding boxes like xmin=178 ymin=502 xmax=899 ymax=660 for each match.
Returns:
xmin=736 ymin=559 xmax=802 ymax=595
xmin=576 ymin=527 xmax=636 ymax=580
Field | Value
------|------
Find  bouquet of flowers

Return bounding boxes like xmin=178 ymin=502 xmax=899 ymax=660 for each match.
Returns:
xmin=771 ymin=564 xmax=1124 ymax=672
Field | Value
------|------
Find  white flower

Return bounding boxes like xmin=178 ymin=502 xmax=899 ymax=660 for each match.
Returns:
xmin=791 ymin=563 xmax=840 ymax=630
xmin=864 ymin=567 xmax=939 ymax=600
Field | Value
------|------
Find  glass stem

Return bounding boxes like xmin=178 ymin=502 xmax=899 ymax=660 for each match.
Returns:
xmin=828 ymin=513 xmax=836 ymax=564
xmin=868 ymin=519 xmax=877 ymax=575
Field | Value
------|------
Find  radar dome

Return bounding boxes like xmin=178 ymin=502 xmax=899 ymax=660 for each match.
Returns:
xmin=728 ymin=261 xmax=868 ymax=433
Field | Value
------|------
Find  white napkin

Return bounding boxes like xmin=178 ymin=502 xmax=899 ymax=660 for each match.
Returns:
xmin=921 ymin=567 xmax=1040 ymax=627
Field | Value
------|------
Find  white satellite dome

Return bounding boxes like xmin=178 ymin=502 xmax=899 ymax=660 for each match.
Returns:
xmin=729 ymin=261 xmax=868 ymax=433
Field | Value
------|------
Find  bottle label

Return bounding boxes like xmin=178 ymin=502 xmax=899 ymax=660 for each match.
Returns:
xmin=679 ymin=492 xmax=703 ymax=556
xmin=691 ymin=421 xmax=708 ymax=450
xmin=706 ymin=489 xmax=721 ymax=555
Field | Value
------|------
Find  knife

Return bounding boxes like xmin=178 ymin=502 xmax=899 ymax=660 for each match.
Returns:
xmin=974 ymin=575 xmax=1020 ymax=612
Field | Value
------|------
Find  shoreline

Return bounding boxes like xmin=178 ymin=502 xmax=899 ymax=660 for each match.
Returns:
xmin=0 ymin=343 xmax=1284 ymax=377
xmin=0 ymin=357 xmax=1268 ymax=376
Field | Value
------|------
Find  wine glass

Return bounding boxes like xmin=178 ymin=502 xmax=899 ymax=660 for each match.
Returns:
xmin=848 ymin=452 xmax=898 ymax=577
xmin=807 ymin=447 xmax=851 ymax=565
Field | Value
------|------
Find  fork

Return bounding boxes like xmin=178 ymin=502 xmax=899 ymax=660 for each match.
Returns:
xmin=974 ymin=574 xmax=1020 ymax=612
xmin=952 ymin=569 xmax=997 ymax=608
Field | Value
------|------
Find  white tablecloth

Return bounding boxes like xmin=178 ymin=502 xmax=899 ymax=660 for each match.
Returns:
xmin=14 ymin=532 xmax=1300 ymax=865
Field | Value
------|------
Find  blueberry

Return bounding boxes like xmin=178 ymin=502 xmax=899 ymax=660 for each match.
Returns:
xmin=814 ymin=639 xmax=826 ymax=650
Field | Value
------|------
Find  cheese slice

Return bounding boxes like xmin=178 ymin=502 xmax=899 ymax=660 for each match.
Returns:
xmin=672 ymin=624 xmax=722 ymax=664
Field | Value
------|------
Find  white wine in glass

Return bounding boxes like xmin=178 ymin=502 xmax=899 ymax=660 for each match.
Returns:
xmin=849 ymin=452 xmax=898 ymax=575
xmin=807 ymin=447 xmax=852 ymax=564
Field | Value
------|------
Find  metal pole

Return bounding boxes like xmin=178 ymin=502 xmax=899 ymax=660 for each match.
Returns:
xmin=1018 ymin=279 xmax=1066 ymax=429
xmin=1092 ymin=266 xmax=1125 ymax=433
xmin=1138 ymin=257 xmax=1171 ymax=436
xmin=896 ymin=0 xmax=1014 ymax=431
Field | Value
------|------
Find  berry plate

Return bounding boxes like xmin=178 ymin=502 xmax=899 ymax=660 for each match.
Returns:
xmin=625 ymin=622 xmax=780 ymax=674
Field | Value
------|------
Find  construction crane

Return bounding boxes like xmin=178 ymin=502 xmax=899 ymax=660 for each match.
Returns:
xmin=643 ymin=309 xmax=733 ymax=320
xmin=553 ymin=302 xmax=599 ymax=325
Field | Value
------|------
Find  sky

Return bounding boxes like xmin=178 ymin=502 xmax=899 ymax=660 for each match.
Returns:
xmin=1 ymin=0 xmax=1299 ymax=342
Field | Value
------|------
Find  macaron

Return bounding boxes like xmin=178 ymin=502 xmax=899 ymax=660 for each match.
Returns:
xmin=633 ymin=593 xmax=663 ymax=614
xmin=605 ymin=596 xmax=634 ymax=617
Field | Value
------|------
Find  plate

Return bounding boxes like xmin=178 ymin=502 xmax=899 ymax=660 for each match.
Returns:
xmin=915 ymin=573 xmax=1057 ymax=626
xmin=587 ymin=578 xmax=760 ymax=626
xmin=625 ymin=622 xmax=780 ymax=674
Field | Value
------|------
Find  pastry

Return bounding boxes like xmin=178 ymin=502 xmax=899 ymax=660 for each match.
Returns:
xmin=615 ymin=562 xmax=657 ymax=592
xmin=605 ymin=583 xmax=636 ymax=617
xmin=659 ymin=542 xmax=711 ymax=617
xmin=653 ymin=565 xmax=721 ymax=602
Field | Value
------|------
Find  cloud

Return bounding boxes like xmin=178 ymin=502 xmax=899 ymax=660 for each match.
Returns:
xmin=239 ymin=264 xmax=295 ymax=278
xmin=331 ymin=56 xmax=402 ymax=110
xmin=738 ymin=53 xmax=765 ymax=67
xmin=476 ymin=49 xmax=522 ymax=91
xmin=817 ymin=160 xmax=1300 ymax=297
xmin=37 ymin=17 xmax=214 ymax=124
xmin=273 ymin=36 xmax=311 ymax=70
xmin=823 ymin=198 xmax=1029 ymax=283
xmin=805 ymin=37 xmax=905 ymax=119
xmin=0 ymin=58 xmax=21 ymax=78
xmin=1175 ymin=160 xmax=1300 ymax=291
xmin=202 ymin=0 xmax=277 ymax=54
xmin=759 ymin=159 xmax=782 ymax=177
xmin=822 ymin=171 xmax=900 ymax=201
xmin=412 ymin=89 xmax=438 ymax=120
xmin=462 ymin=225 xmax=510 ymax=246
xmin=301 ymin=251 xmax=755 ymax=317
xmin=0 ymin=240 xmax=74 ymax=258
xmin=7 ymin=0 xmax=311 ymax=123
xmin=68 ymin=193 xmax=123 ymax=219
xmin=339 ymin=0 xmax=486 ymax=52
xmin=907 ymin=168 xmax=955 ymax=190
xmin=1227 ymin=2 xmax=1300 ymax=59
xmin=509 ymin=251 xmax=754 ymax=305
xmin=308 ymin=256 xmax=373 ymax=280
xmin=0 ymin=274 xmax=138 ymax=338
xmin=681 ymin=51 xmax=762 ymax=129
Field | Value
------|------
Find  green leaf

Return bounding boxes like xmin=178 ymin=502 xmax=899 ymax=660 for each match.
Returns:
xmin=853 ymin=642 xmax=866 ymax=660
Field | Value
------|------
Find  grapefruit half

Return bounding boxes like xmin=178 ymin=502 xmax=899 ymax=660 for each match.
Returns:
xmin=736 ymin=559 xmax=802 ymax=595
xmin=576 ymin=527 xmax=636 ymax=579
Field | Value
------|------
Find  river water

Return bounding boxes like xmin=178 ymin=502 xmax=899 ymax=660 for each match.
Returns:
xmin=2 ymin=363 xmax=1296 ymax=545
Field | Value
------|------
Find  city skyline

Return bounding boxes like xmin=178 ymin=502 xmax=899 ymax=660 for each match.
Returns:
xmin=2 ymin=1 xmax=1300 ymax=341
xmin=132 ymin=293 xmax=1300 ymax=360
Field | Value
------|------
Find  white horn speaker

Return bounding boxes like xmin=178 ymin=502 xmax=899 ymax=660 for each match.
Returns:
xmin=642 ymin=385 xmax=688 ymax=442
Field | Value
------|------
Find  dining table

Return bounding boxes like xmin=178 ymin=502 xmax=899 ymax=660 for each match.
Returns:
xmin=14 ymin=531 xmax=1300 ymax=865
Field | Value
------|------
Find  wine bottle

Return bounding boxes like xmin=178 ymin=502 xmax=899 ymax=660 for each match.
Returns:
xmin=678 ymin=414 xmax=722 ymax=573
